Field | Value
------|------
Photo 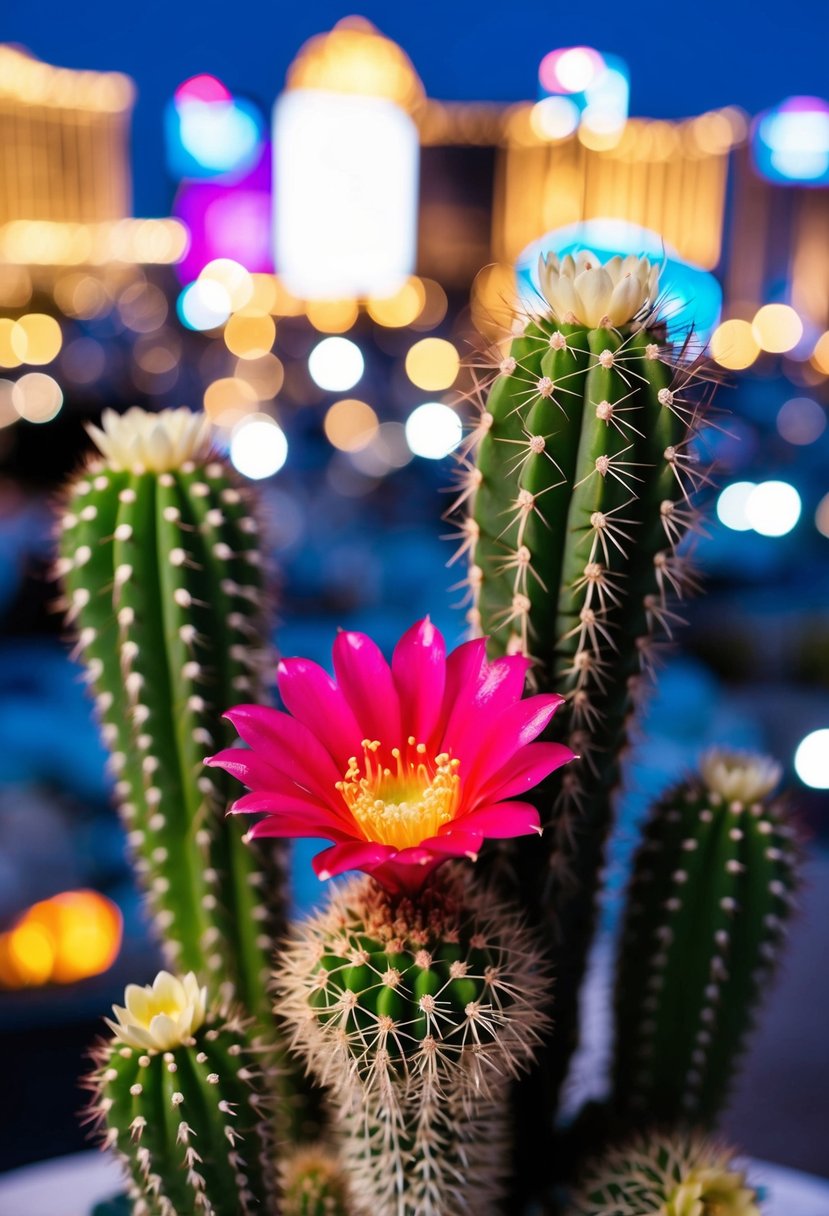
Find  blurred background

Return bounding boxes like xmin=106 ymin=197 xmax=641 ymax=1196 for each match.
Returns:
xmin=0 ymin=0 xmax=827 ymax=1182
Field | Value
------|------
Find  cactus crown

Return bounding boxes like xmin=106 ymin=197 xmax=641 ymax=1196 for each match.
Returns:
xmin=699 ymin=747 xmax=782 ymax=804
xmin=536 ymin=251 xmax=661 ymax=329
xmin=87 ymin=406 xmax=212 ymax=472
xmin=106 ymin=970 xmax=208 ymax=1052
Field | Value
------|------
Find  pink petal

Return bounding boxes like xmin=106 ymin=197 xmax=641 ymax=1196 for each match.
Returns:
xmin=332 ymin=631 xmax=402 ymax=745
xmin=391 ymin=618 xmax=446 ymax=747
xmin=276 ymin=657 xmax=363 ymax=769
xmin=422 ymin=828 xmax=483 ymax=857
xmin=437 ymin=638 xmax=488 ymax=741
xmin=440 ymin=654 xmax=532 ymax=767
xmin=206 ymin=746 xmax=305 ymax=794
xmin=456 ymin=800 xmax=542 ymax=839
xmin=371 ymin=853 xmax=445 ymax=895
xmin=312 ymin=840 xmax=397 ymax=881
xmin=224 ymin=705 xmax=342 ymax=806
xmin=229 ymin=791 xmax=349 ymax=823
xmin=465 ymin=694 xmax=565 ymax=793
xmin=246 ymin=812 xmax=359 ymax=842
xmin=471 ymin=741 xmax=576 ymax=806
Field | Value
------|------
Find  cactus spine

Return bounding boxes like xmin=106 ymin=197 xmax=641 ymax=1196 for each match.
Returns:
xmin=460 ymin=255 xmax=710 ymax=1116
xmin=612 ymin=749 xmax=800 ymax=1125
xmin=569 ymin=1130 xmax=761 ymax=1216
xmin=278 ymin=869 xmax=548 ymax=1216
xmin=58 ymin=409 xmax=281 ymax=1029
xmin=87 ymin=972 xmax=275 ymax=1215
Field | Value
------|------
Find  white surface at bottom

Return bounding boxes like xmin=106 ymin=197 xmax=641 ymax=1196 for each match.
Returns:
xmin=0 ymin=1151 xmax=828 ymax=1215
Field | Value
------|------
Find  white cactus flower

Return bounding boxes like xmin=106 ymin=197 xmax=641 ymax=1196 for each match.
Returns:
xmin=537 ymin=250 xmax=661 ymax=328
xmin=87 ymin=407 xmax=212 ymax=473
xmin=700 ymin=748 xmax=782 ymax=804
xmin=105 ymin=970 xmax=208 ymax=1051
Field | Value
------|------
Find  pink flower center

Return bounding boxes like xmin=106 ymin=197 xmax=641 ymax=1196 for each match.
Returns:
xmin=336 ymin=738 xmax=461 ymax=850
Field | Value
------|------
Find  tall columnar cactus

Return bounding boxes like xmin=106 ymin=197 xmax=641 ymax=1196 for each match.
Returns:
xmin=58 ymin=408 xmax=281 ymax=1031
xmin=568 ymin=1129 xmax=761 ymax=1216
xmin=87 ymin=972 xmax=275 ymax=1216
xmin=278 ymin=868 xmax=549 ymax=1216
xmin=459 ymin=253 xmax=712 ymax=1116
xmin=612 ymin=749 xmax=800 ymax=1125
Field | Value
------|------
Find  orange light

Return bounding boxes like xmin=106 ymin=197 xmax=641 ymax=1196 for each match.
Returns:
xmin=404 ymin=338 xmax=459 ymax=391
xmin=0 ymin=890 xmax=122 ymax=988
xmin=306 ymin=298 xmax=360 ymax=333
xmin=224 ymin=312 xmax=276 ymax=360
xmin=11 ymin=313 xmax=63 ymax=365
xmin=710 ymin=319 xmax=760 ymax=371
xmin=367 ymin=278 xmax=425 ymax=328
xmin=751 ymin=304 xmax=802 ymax=354
xmin=811 ymin=332 xmax=829 ymax=375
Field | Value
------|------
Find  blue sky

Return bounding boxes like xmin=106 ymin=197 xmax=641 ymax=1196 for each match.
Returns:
xmin=6 ymin=0 xmax=828 ymax=215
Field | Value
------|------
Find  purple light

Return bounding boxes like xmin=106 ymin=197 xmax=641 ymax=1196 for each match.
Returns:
xmin=175 ymin=74 xmax=231 ymax=104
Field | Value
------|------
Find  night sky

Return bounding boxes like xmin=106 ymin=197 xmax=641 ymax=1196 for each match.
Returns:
xmin=4 ymin=0 xmax=828 ymax=216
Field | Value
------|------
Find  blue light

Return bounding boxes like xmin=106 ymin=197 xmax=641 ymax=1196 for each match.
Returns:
xmin=752 ymin=96 xmax=829 ymax=186
xmin=165 ymin=95 xmax=264 ymax=181
xmin=515 ymin=219 xmax=722 ymax=341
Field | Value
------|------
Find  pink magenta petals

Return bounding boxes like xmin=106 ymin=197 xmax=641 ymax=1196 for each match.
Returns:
xmin=214 ymin=619 xmax=573 ymax=893
xmin=276 ymin=657 xmax=363 ymax=768
xmin=391 ymin=617 xmax=446 ymax=747
xmin=333 ymin=631 xmax=402 ymax=745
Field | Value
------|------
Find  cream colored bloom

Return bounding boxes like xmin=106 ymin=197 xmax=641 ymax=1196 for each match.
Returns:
xmin=105 ymin=970 xmax=208 ymax=1051
xmin=87 ymin=406 xmax=212 ymax=473
xmin=663 ymin=1164 xmax=761 ymax=1216
xmin=537 ymin=250 xmax=661 ymax=328
xmin=700 ymin=747 xmax=782 ymax=804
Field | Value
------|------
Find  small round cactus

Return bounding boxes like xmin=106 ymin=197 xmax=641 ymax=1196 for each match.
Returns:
xmin=87 ymin=971 xmax=275 ymax=1216
xmin=613 ymin=748 xmax=800 ymax=1124
xmin=569 ymin=1129 xmax=761 ymax=1216
xmin=280 ymin=1145 xmax=350 ymax=1216
xmin=278 ymin=867 xmax=549 ymax=1216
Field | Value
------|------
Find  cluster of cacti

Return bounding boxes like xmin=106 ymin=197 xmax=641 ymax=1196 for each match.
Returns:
xmin=459 ymin=253 xmax=713 ymax=1129
xmin=58 ymin=409 xmax=282 ymax=1031
xmin=277 ymin=868 xmax=548 ymax=1216
xmin=568 ymin=1129 xmax=761 ymax=1216
xmin=86 ymin=972 xmax=274 ymax=1216
xmin=62 ymin=242 xmax=805 ymax=1216
xmin=612 ymin=749 xmax=799 ymax=1125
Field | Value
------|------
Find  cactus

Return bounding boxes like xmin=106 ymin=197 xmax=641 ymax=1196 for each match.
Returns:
xmin=568 ymin=1129 xmax=761 ymax=1216
xmin=278 ymin=867 xmax=549 ymax=1216
xmin=87 ymin=971 xmax=275 ymax=1216
xmin=57 ymin=408 xmax=281 ymax=1029
xmin=458 ymin=252 xmax=713 ymax=1130
xmin=281 ymin=1145 xmax=350 ymax=1215
xmin=612 ymin=749 xmax=800 ymax=1125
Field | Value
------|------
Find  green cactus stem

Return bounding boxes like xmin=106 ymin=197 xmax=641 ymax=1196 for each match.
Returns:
xmin=57 ymin=408 xmax=281 ymax=1029
xmin=278 ymin=868 xmax=549 ymax=1216
xmin=568 ymin=1129 xmax=761 ymax=1216
xmin=457 ymin=253 xmax=714 ymax=1155
xmin=86 ymin=971 xmax=275 ymax=1216
xmin=280 ymin=1145 xmax=350 ymax=1216
xmin=612 ymin=749 xmax=800 ymax=1125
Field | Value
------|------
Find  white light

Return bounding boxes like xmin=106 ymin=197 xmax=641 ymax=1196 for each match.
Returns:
xmin=532 ymin=96 xmax=581 ymax=139
xmin=556 ymin=47 xmax=599 ymax=92
xmin=716 ymin=481 xmax=756 ymax=532
xmin=229 ymin=415 xmax=287 ymax=479
xmin=746 ymin=480 xmax=801 ymax=538
xmin=177 ymin=280 xmax=232 ymax=331
xmin=405 ymin=402 xmax=463 ymax=460
xmin=273 ymin=89 xmax=419 ymax=298
xmin=794 ymin=729 xmax=829 ymax=789
xmin=308 ymin=337 xmax=364 ymax=392
xmin=178 ymin=100 xmax=261 ymax=173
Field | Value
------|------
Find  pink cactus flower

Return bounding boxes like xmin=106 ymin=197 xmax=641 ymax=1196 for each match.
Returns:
xmin=207 ymin=619 xmax=575 ymax=894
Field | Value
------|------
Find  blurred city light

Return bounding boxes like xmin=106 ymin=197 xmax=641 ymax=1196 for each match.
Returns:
xmin=717 ymin=481 xmax=757 ymax=532
xmin=0 ymin=890 xmax=122 ymax=989
xmin=177 ymin=280 xmax=233 ymax=331
xmin=752 ymin=303 xmax=803 ymax=353
xmin=229 ymin=414 xmax=288 ymax=478
xmin=753 ymin=96 xmax=829 ymax=185
xmin=166 ymin=75 xmax=264 ymax=179
xmin=777 ymin=397 xmax=826 ymax=445
xmin=711 ymin=318 xmax=760 ymax=370
xmin=814 ymin=492 xmax=829 ymax=539
xmin=745 ymin=481 xmax=802 ymax=537
xmin=405 ymin=338 xmax=459 ymax=391
xmin=536 ymin=47 xmax=629 ymax=147
xmin=308 ymin=337 xmax=364 ymax=391
xmin=794 ymin=729 xmax=829 ymax=789
xmin=324 ymin=399 xmax=379 ymax=451
xmin=11 ymin=373 xmax=64 ymax=423
xmin=405 ymin=402 xmax=463 ymax=459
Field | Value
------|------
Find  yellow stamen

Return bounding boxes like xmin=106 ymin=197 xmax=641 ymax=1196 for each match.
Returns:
xmin=336 ymin=739 xmax=461 ymax=850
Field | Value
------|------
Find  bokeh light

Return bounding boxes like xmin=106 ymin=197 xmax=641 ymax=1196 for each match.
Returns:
xmin=745 ymin=481 xmax=801 ymax=538
xmin=530 ymin=96 xmax=581 ymax=140
xmin=200 ymin=259 xmax=254 ymax=310
xmin=405 ymin=338 xmax=460 ymax=391
xmin=539 ymin=46 xmax=604 ymax=94
xmin=367 ymin=278 xmax=426 ymax=328
xmin=234 ymin=353 xmax=285 ymax=400
xmin=306 ymin=298 xmax=360 ymax=333
xmin=324 ymin=399 xmax=379 ymax=451
xmin=178 ymin=280 xmax=232 ymax=331
xmin=777 ymin=397 xmax=826 ymax=445
xmin=815 ymin=492 xmax=829 ymax=539
xmin=794 ymin=729 xmax=829 ymax=789
xmin=11 ymin=373 xmax=63 ymax=422
xmin=753 ymin=96 xmax=829 ymax=185
xmin=716 ymin=481 xmax=756 ymax=532
xmin=349 ymin=420 xmax=412 ymax=475
xmin=308 ymin=337 xmax=364 ymax=391
xmin=224 ymin=312 xmax=276 ymax=360
xmin=203 ymin=376 xmax=258 ymax=423
xmin=229 ymin=414 xmax=288 ymax=479
xmin=0 ymin=890 xmax=122 ymax=989
xmin=811 ymin=332 xmax=829 ymax=375
xmin=0 ymin=379 xmax=17 ymax=428
xmin=62 ymin=337 xmax=107 ymax=386
xmin=751 ymin=304 xmax=803 ymax=354
xmin=413 ymin=279 xmax=448 ymax=331
xmin=11 ymin=313 xmax=63 ymax=365
xmin=405 ymin=402 xmax=463 ymax=459
xmin=710 ymin=319 xmax=760 ymax=370
xmin=0 ymin=319 xmax=22 ymax=369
